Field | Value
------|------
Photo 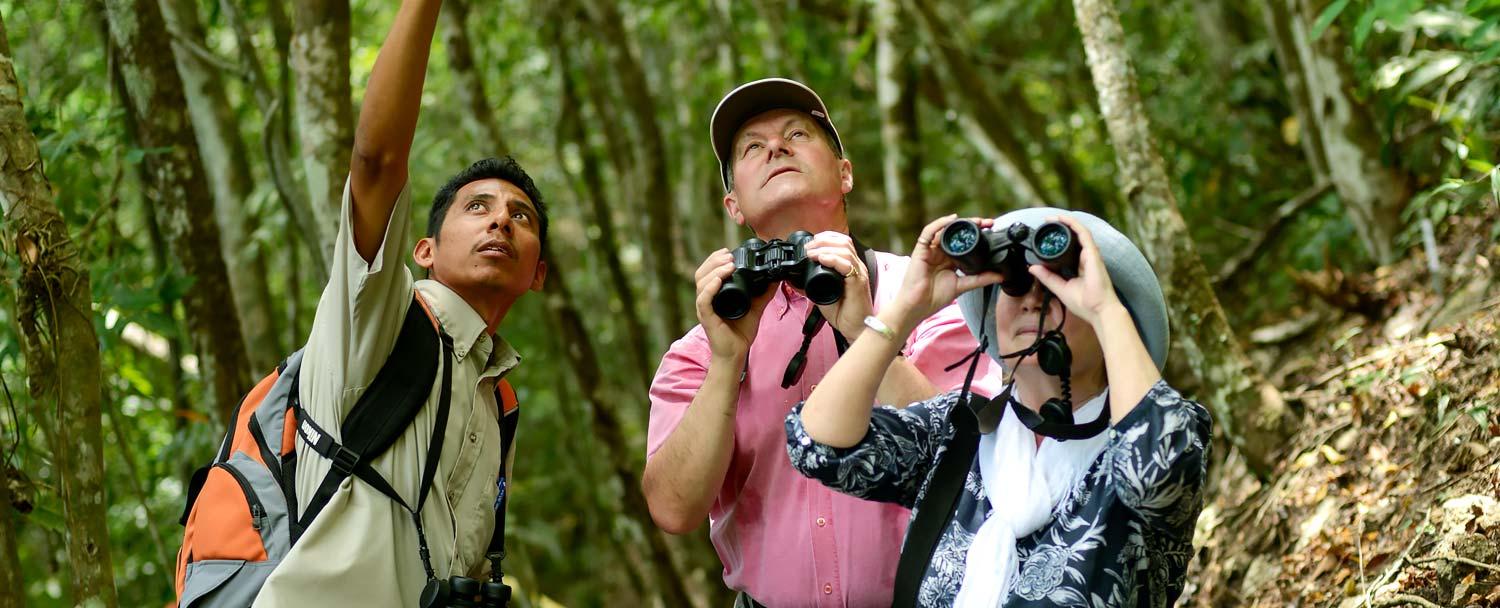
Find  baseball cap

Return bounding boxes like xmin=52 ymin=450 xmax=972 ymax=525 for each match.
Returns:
xmin=710 ymin=77 xmax=844 ymax=191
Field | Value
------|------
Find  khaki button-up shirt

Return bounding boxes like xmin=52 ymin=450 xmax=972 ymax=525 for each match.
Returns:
xmin=254 ymin=178 xmax=519 ymax=606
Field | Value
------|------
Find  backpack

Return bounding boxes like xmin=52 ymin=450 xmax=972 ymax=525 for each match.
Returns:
xmin=173 ymin=293 xmax=520 ymax=607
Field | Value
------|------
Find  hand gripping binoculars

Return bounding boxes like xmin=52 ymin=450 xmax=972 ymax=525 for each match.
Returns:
xmin=712 ymin=230 xmax=844 ymax=320
xmin=939 ymin=220 xmax=1080 ymax=297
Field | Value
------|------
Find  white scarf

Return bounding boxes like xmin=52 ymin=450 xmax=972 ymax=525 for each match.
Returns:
xmin=953 ymin=388 xmax=1111 ymax=607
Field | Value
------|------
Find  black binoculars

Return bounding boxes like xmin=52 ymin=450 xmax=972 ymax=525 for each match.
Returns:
xmin=939 ymin=219 xmax=1080 ymax=297
xmin=712 ymin=230 xmax=844 ymax=320
xmin=419 ymin=575 xmax=510 ymax=608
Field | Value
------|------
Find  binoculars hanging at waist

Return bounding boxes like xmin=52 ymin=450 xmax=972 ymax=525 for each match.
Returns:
xmin=420 ymin=575 xmax=510 ymax=608
xmin=939 ymin=219 xmax=1080 ymax=297
xmin=713 ymin=230 xmax=844 ymax=319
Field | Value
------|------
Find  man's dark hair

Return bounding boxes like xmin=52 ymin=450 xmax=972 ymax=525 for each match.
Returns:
xmin=428 ymin=156 xmax=549 ymax=246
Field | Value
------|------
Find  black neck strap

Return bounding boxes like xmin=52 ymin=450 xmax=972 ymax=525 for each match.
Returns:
xmin=780 ymin=238 xmax=879 ymax=388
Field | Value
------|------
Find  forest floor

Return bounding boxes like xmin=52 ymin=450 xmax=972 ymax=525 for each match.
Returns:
xmin=1187 ymin=208 xmax=1500 ymax=607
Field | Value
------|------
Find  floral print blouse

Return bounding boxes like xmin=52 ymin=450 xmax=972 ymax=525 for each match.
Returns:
xmin=785 ymin=380 xmax=1212 ymax=607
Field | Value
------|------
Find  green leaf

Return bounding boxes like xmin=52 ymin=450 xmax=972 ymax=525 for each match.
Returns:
xmin=1312 ymin=0 xmax=1353 ymax=40
xmin=1490 ymin=165 xmax=1499 ymax=208
xmin=120 ymin=364 xmax=154 ymax=397
xmin=27 ymin=498 xmax=66 ymax=533
xmin=1355 ymin=7 xmax=1380 ymax=48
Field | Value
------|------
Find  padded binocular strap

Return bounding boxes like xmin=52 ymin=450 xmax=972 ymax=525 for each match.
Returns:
xmin=296 ymin=296 xmax=445 ymax=537
xmin=891 ymin=397 xmax=984 ymax=607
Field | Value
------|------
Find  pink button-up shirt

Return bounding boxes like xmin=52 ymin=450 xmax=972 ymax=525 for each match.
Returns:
xmin=647 ymin=250 xmax=1003 ymax=607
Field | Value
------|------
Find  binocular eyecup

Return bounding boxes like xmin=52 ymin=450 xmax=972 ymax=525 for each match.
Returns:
xmin=420 ymin=575 xmax=511 ymax=608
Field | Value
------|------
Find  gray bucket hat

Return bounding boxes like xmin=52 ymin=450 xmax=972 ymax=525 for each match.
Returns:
xmin=956 ymin=208 xmax=1170 ymax=373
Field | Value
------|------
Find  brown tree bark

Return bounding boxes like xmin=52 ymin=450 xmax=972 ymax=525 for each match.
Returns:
xmin=1071 ymin=0 xmax=1292 ymax=477
xmin=539 ymin=244 xmax=701 ymax=608
xmin=160 ymin=0 xmax=283 ymax=370
xmin=875 ymin=0 xmax=925 ymax=251
xmin=441 ymin=0 xmax=508 ymax=158
xmin=0 ymin=463 xmax=24 ymax=608
xmin=582 ymin=0 xmax=687 ymax=338
xmin=291 ymin=0 xmax=354 ymax=252
xmin=104 ymin=0 xmax=254 ymax=421
xmin=1262 ymin=0 xmax=1411 ymax=264
xmin=0 ymin=16 xmax=117 ymax=606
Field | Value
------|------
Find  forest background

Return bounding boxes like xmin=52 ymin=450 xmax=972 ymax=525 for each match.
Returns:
xmin=3 ymin=0 xmax=1500 ymax=606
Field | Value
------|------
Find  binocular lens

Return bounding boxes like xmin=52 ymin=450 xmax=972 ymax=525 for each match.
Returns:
xmin=712 ymin=287 xmax=752 ymax=320
xmin=940 ymin=220 xmax=982 ymax=257
xmin=1034 ymin=223 xmax=1072 ymax=260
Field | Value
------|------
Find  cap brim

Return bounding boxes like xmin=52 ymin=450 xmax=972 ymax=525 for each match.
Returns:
xmin=710 ymin=78 xmax=842 ymax=190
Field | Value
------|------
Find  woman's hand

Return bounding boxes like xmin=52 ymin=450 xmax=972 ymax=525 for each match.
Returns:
xmin=1027 ymin=215 xmax=1125 ymax=328
xmin=888 ymin=214 xmax=1003 ymax=333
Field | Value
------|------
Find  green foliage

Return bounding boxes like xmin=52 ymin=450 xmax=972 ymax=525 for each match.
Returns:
xmin=2 ymin=0 xmax=1499 ymax=605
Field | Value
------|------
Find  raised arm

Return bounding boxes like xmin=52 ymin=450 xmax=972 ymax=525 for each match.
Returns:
xmin=349 ymin=0 xmax=442 ymax=262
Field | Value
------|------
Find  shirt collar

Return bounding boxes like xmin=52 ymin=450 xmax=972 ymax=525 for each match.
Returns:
xmin=414 ymin=279 xmax=520 ymax=373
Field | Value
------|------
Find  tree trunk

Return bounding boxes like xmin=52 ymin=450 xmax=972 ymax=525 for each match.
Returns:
xmin=553 ymin=29 xmax=654 ymax=391
xmin=1263 ymin=0 xmax=1411 ymax=264
xmin=875 ymin=0 xmax=925 ymax=251
xmin=0 ymin=463 xmax=24 ymax=608
xmin=1259 ymin=0 xmax=1330 ymax=182
xmin=291 ymin=0 xmax=353 ymax=255
xmin=582 ymin=0 xmax=687 ymax=338
xmin=160 ymin=0 xmax=282 ymax=370
xmin=219 ymin=0 xmax=329 ymax=280
xmin=539 ymin=244 xmax=701 ymax=608
xmin=104 ymin=0 xmax=254 ymax=421
xmin=441 ymin=0 xmax=508 ymax=158
xmin=1071 ymin=0 xmax=1292 ymax=477
xmin=713 ymin=0 xmax=742 ymax=250
xmin=0 ymin=17 xmax=118 ymax=606
xmin=909 ymin=1 xmax=1052 ymax=210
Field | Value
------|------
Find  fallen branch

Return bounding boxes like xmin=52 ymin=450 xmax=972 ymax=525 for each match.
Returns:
xmin=1303 ymin=333 xmax=1454 ymax=389
xmin=1370 ymin=594 xmax=1445 ymax=608
xmin=1215 ymin=181 xmax=1332 ymax=287
xmin=1412 ymin=554 xmax=1500 ymax=574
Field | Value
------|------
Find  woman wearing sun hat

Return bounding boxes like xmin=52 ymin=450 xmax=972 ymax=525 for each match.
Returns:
xmin=785 ymin=209 xmax=1212 ymax=606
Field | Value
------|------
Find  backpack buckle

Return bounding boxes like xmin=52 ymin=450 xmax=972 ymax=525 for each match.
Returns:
xmin=331 ymin=445 xmax=361 ymax=476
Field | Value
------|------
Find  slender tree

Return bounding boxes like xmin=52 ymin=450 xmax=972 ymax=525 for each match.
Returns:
xmin=553 ymin=28 xmax=654 ymax=390
xmin=875 ymin=0 xmax=925 ymax=250
xmin=104 ymin=0 xmax=254 ymax=420
xmin=441 ymin=0 xmax=509 ymax=158
xmin=1071 ymin=0 xmax=1293 ymax=476
xmin=1261 ymin=0 xmax=1411 ymax=264
xmin=909 ymin=0 xmax=1051 ymax=209
xmin=219 ymin=0 xmax=329 ymax=278
xmin=539 ymin=245 xmax=701 ymax=608
xmin=581 ymin=0 xmax=686 ymax=338
xmin=290 ymin=0 xmax=355 ymax=250
xmin=160 ymin=0 xmax=282 ymax=369
xmin=0 ymin=15 xmax=117 ymax=606
xmin=1 ymin=463 xmax=25 ymax=608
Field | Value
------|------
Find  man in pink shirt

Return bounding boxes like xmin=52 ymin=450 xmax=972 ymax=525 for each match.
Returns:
xmin=643 ymin=78 xmax=1003 ymax=607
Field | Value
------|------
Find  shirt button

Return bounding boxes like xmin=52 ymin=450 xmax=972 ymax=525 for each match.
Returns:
xmin=469 ymin=432 xmax=478 ymax=443
xmin=811 ymin=384 xmax=818 ymax=390
xmin=816 ymin=517 xmax=827 ymax=527
xmin=823 ymin=583 xmax=833 ymax=594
